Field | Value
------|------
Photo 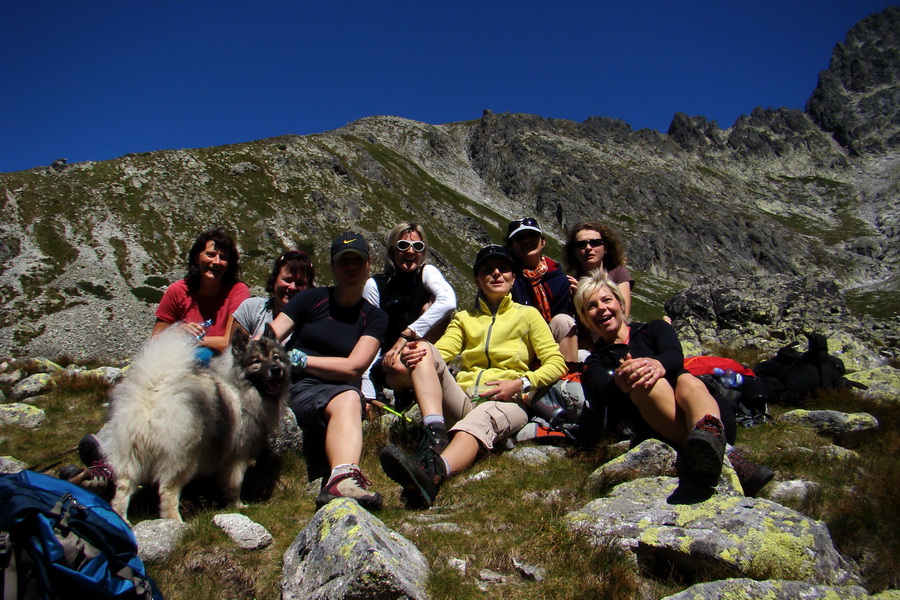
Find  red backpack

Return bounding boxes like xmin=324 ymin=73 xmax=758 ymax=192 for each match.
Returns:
xmin=683 ymin=356 xmax=755 ymax=377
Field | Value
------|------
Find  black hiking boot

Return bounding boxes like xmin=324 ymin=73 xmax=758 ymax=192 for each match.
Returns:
xmin=380 ymin=445 xmax=446 ymax=508
xmin=678 ymin=414 xmax=726 ymax=488
xmin=418 ymin=422 xmax=449 ymax=456
xmin=727 ymin=449 xmax=775 ymax=497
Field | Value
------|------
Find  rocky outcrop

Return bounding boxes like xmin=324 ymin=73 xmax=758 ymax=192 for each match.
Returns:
xmin=807 ymin=7 xmax=900 ymax=155
xmin=0 ymin=8 xmax=896 ymax=369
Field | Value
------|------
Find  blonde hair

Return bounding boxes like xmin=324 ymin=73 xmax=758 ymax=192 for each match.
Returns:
xmin=383 ymin=222 xmax=428 ymax=275
xmin=573 ymin=268 xmax=630 ymax=328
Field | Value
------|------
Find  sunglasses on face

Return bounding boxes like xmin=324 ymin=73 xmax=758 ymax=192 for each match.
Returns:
xmin=396 ymin=240 xmax=426 ymax=252
xmin=574 ymin=238 xmax=605 ymax=250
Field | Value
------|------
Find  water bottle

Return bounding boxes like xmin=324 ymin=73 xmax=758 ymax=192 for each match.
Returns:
xmin=197 ymin=318 xmax=214 ymax=340
xmin=712 ymin=367 xmax=743 ymax=389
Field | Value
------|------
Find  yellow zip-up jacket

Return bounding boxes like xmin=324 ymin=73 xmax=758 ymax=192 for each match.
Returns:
xmin=435 ymin=293 xmax=566 ymax=397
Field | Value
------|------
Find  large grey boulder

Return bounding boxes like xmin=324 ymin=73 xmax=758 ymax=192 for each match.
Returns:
xmin=282 ymin=498 xmax=431 ymax=600
xmin=778 ymin=409 xmax=879 ymax=444
xmin=662 ymin=578 xmax=871 ymax=600
xmin=567 ymin=476 xmax=860 ymax=586
xmin=213 ymin=513 xmax=272 ymax=550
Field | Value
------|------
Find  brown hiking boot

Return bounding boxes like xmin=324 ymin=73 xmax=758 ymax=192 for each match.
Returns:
xmin=315 ymin=467 xmax=383 ymax=510
xmin=678 ymin=414 xmax=726 ymax=488
xmin=727 ymin=449 xmax=775 ymax=497
xmin=65 ymin=460 xmax=115 ymax=499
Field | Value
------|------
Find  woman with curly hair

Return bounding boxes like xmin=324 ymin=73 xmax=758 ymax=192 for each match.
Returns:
xmin=563 ymin=222 xmax=635 ymax=357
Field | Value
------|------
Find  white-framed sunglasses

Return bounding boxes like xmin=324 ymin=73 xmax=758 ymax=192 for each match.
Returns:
xmin=396 ymin=240 xmax=426 ymax=252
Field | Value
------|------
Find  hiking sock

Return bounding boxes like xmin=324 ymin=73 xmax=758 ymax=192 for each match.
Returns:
xmin=327 ymin=463 xmax=357 ymax=485
xmin=441 ymin=456 xmax=452 ymax=478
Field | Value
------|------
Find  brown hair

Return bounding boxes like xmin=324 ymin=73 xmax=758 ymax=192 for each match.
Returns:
xmin=563 ymin=221 xmax=627 ymax=278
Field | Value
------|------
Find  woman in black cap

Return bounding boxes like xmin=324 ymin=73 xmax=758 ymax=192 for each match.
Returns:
xmin=378 ymin=245 xmax=567 ymax=508
xmin=269 ymin=231 xmax=388 ymax=511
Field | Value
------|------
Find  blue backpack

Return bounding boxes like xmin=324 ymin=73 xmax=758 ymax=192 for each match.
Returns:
xmin=0 ymin=470 xmax=162 ymax=600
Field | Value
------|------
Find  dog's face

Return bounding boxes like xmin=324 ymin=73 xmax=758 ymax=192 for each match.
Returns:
xmin=232 ymin=326 xmax=290 ymax=398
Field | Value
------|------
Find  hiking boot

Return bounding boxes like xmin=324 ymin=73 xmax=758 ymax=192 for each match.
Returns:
xmin=727 ymin=449 xmax=775 ymax=497
xmin=418 ymin=422 xmax=450 ymax=456
xmin=78 ymin=433 xmax=106 ymax=465
xmin=678 ymin=414 xmax=726 ymax=488
xmin=315 ymin=467 xmax=383 ymax=510
xmin=66 ymin=460 xmax=115 ymax=499
xmin=380 ymin=445 xmax=446 ymax=508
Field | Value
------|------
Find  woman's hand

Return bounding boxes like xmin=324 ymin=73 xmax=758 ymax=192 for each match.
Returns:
xmin=177 ymin=321 xmax=206 ymax=339
xmin=567 ymin=275 xmax=579 ymax=294
xmin=383 ymin=337 xmax=408 ymax=368
xmin=614 ymin=354 xmax=665 ymax=392
xmin=478 ymin=379 xmax=524 ymax=403
xmin=399 ymin=340 xmax=428 ymax=370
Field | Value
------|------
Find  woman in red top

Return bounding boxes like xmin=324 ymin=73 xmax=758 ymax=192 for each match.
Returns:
xmin=152 ymin=228 xmax=250 ymax=360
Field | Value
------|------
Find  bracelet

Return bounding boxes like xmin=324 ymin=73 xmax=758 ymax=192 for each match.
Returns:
xmin=399 ymin=333 xmax=418 ymax=342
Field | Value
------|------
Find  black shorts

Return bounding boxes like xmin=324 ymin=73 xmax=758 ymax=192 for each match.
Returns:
xmin=288 ymin=378 xmax=365 ymax=430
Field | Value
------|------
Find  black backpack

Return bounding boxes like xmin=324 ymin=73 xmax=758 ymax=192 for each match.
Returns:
xmin=754 ymin=332 xmax=862 ymax=404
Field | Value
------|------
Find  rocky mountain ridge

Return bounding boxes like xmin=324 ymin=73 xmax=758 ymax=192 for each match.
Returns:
xmin=0 ymin=7 xmax=897 ymax=362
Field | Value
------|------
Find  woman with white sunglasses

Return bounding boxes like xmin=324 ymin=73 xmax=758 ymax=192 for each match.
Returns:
xmin=362 ymin=223 xmax=457 ymax=417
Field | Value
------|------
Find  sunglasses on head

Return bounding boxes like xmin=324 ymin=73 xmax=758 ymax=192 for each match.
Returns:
xmin=574 ymin=238 xmax=605 ymax=250
xmin=506 ymin=217 xmax=539 ymax=236
xmin=396 ymin=240 xmax=426 ymax=252
xmin=277 ymin=250 xmax=309 ymax=264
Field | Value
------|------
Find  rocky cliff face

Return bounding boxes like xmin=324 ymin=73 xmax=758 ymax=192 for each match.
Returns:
xmin=0 ymin=8 xmax=897 ymax=362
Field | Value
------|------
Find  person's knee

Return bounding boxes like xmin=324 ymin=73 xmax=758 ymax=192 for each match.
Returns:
xmin=325 ymin=391 xmax=363 ymax=419
xmin=550 ymin=313 xmax=576 ymax=341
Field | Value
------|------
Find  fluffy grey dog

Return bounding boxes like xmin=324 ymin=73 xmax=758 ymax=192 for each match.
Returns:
xmin=105 ymin=326 xmax=289 ymax=522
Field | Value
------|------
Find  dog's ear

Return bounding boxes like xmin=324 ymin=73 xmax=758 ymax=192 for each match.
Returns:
xmin=262 ymin=323 xmax=278 ymax=342
xmin=231 ymin=327 xmax=250 ymax=354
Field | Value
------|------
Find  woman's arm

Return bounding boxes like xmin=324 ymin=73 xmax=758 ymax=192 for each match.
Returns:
xmin=522 ymin=308 xmax=567 ymax=388
xmin=303 ymin=335 xmax=382 ymax=381
xmin=407 ymin=265 xmax=457 ymax=338
xmin=268 ymin=312 xmax=296 ymax=344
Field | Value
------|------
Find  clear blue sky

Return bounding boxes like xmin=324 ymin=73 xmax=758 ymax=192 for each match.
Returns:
xmin=1 ymin=1 xmax=894 ymax=174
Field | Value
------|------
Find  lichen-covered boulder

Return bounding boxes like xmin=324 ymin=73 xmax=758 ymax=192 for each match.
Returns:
xmin=0 ymin=403 xmax=46 ymax=429
xmin=589 ymin=439 xmax=677 ymax=487
xmin=778 ymin=409 xmax=879 ymax=444
xmin=0 ymin=456 xmax=28 ymax=473
xmin=661 ymin=578 xmax=871 ymax=599
xmin=11 ymin=373 xmax=53 ymax=400
xmin=282 ymin=498 xmax=431 ymax=600
xmin=847 ymin=365 xmax=900 ymax=401
xmin=567 ymin=476 xmax=860 ymax=585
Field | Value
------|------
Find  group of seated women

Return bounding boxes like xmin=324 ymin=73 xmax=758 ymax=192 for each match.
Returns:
xmin=78 ymin=218 xmax=771 ymax=511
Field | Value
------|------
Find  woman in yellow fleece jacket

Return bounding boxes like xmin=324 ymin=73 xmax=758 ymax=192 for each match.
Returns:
xmin=379 ymin=244 xmax=567 ymax=508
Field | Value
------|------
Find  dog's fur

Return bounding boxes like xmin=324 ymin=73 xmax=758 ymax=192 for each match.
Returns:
xmin=105 ymin=326 xmax=289 ymax=522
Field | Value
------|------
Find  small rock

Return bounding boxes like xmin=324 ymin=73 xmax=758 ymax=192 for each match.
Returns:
xmin=513 ymin=557 xmax=546 ymax=582
xmin=0 ymin=456 xmax=28 ymax=473
xmin=213 ymin=513 xmax=273 ymax=550
xmin=767 ymin=479 xmax=821 ymax=504
xmin=816 ymin=445 xmax=860 ymax=462
xmin=11 ymin=373 xmax=53 ymax=400
xmin=478 ymin=568 xmax=505 ymax=583
xmin=0 ymin=404 xmax=46 ymax=429
xmin=0 ymin=368 xmax=24 ymax=385
xmin=446 ymin=557 xmax=467 ymax=575
xmin=133 ymin=519 xmax=191 ymax=563
xmin=778 ymin=409 xmax=879 ymax=444
xmin=463 ymin=470 xmax=493 ymax=483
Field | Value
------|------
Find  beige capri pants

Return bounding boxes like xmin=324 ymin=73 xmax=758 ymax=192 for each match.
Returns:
xmin=430 ymin=346 xmax=530 ymax=450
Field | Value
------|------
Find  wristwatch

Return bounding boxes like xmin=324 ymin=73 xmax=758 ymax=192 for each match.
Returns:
xmin=520 ymin=376 xmax=532 ymax=395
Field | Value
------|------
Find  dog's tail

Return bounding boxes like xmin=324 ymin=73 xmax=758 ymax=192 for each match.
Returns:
xmin=123 ymin=326 xmax=200 ymax=387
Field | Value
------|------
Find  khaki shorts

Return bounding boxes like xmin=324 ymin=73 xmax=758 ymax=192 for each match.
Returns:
xmin=432 ymin=348 xmax=529 ymax=451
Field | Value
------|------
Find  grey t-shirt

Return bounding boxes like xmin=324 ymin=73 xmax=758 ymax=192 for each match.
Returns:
xmin=232 ymin=297 xmax=274 ymax=337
